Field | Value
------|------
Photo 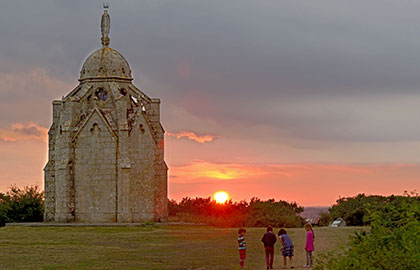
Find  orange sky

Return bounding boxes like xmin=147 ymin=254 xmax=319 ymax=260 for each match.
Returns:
xmin=0 ymin=130 xmax=418 ymax=206
xmin=168 ymin=158 xmax=420 ymax=206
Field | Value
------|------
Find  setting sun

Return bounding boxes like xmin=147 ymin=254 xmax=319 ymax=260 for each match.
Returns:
xmin=214 ymin=191 xmax=229 ymax=204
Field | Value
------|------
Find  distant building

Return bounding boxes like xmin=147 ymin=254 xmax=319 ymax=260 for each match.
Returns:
xmin=44 ymin=7 xmax=168 ymax=223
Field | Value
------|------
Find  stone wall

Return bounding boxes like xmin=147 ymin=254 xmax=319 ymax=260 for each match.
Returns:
xmin=74 ymin=111 xmax=117 ymax=222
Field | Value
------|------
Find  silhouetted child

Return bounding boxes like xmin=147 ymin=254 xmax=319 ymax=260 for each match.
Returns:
xmin=261 ymin=225 xmax=277 ymax=269
xmin=238 ymin=227 xmax=247 ymax=268
xmin=304 ymin=223 xmax=315 ymax=268
xmin=278 ymin=228 xmax=294 ymax=269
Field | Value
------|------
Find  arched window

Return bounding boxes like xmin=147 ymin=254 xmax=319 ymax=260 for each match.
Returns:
xmin=95 ymin=88 xmax=107 ymax=101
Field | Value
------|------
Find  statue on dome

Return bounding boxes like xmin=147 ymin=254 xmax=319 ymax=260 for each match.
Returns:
xmin=101 ymin=3 xmax=111 ymax=46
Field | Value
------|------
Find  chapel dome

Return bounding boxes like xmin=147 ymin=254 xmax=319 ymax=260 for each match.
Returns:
xmin=79 ymin=46 xmax=132 ymax=81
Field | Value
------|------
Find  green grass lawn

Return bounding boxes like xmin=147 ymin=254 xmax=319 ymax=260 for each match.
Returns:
xmin=0 ymin=225 xmax=364 ymax=270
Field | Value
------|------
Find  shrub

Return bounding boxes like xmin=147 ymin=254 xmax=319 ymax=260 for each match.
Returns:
xmin=243 ymin=198 xmax=303 ymax=228
xmin=168 ymin=197 xmax=304 ymax=227
xmin=317 ymin=211 xmax=332 ymax=226
xmin=315 ymin=194 xmax=420 ymax=270
xmin=328 ymin=194 xmax=387 ymax=226
xmin=0 ymin=185 xmax=44 ymax=226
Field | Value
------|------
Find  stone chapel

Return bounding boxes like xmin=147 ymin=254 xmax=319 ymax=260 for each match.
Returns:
xmin=44 ymin=6 xmax=168 ymax=223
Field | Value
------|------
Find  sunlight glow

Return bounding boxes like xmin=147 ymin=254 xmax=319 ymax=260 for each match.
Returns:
xmin=214 ymin=191 xmax=229 ymax=204
xmin=170 ymin=161 xmax=252 ymax=181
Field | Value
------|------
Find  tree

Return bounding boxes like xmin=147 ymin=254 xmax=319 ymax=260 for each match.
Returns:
xmin=328 ymin=194 xmax=387 ymax=226
xmin=168 ymin=197 xmax=304 ymax=227
xmin=316 ymin=193 xmax=420 ymax=270
xmin=0 ymin=185 xmax=44 ymax=226
xmin=243 ymin=198 xmax=303 ymax=227
xmin=318 ymin=211 xmax=332 ymax=226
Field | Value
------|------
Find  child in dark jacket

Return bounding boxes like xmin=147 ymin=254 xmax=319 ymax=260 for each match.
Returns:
xmin=261 ymin=225 xmax=277 ymax=269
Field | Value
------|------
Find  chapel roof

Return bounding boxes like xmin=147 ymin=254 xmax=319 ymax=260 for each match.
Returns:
xmin=79 ymin=5 xmax=132 ymax=82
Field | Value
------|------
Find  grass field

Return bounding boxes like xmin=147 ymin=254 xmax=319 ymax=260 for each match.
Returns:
xmin=0 ymin=225 xmax=364 ymax=270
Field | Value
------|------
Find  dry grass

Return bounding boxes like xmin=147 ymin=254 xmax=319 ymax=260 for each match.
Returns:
xmin=0 ymin=225 xmax=365 ymax=270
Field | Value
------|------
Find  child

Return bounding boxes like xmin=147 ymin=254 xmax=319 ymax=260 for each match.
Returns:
xmin=238 ymin=227 xmax=247 ymax=268
xmin=261 ymin=225 xmax=277 ymax=269
xmin=304 ymin=223 xmax=315 ymax=268
xmin=278 ymin=228 xmax=294 ymax=269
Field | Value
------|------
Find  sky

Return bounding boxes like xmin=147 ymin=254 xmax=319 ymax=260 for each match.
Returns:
xmin=1 ymin=0 xmax=420 ymax=206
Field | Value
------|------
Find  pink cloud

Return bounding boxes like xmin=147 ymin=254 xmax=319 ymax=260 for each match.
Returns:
xmin=0 ymin=123 xmax=48 ymax=142
xmin=170 ymin=160 xmax=261 ymax=182
xmin=170 ymin=160 xmax=299 ymax=183
xmin=167 ymin=131 xmax=218 ymax=143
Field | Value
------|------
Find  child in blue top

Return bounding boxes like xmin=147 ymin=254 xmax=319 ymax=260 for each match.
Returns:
xmin=278 ymin=228 xmax=294 ymax=269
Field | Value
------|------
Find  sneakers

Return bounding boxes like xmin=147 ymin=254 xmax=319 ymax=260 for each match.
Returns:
xmin=303 ymin=265 xmax=313 ymax=268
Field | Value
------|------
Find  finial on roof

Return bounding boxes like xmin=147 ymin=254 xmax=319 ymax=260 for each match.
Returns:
xmin=101 ymin=2 xmax=111 ymax=47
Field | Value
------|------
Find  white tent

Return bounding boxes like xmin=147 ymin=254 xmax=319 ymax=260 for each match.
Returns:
xmin=330 ymin=218 xmax=346 ymax=227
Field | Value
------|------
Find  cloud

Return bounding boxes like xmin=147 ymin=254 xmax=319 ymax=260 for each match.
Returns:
xmin=170 ymin=160 xmax=251 ymax=182
xmin=0 ymin=68 xmax=73 ymax=100
xmin=169 ymin=160 xmax=420 ymax=184
xmin=169 ymin=161 xmax=420 ymax=205
xmin=170 ymin=160 xmax=293 ymax=183
xmin=167 ymin=131 xmax=218 ymax=144
xmin=0 ymin=68 xmax=74 ymax=127
xmin=0 ymin=123 xmax=48 ymax=142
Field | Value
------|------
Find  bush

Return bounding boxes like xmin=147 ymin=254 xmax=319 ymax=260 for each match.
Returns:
xmin=317 ymin=211 xmax=332 ymax=226
xmin=243 ymin=198 xmax=303 ymax=227
xmin=168 ymin=197 xmax=248 ymax=227
xmin=168 ymin=197 xmax=304 ymax=227
xmin=0 ymin=185 xmax=44 ymax=226
xmin=315 ymin=193 xmax=420 ymax=270
xmin=328 ymin=194 xmax=387 ymax=226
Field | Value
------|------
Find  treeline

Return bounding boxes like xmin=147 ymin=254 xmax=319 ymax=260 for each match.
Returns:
xmin=0 ymin=186 xmax=305 ymax=228
xmin=0 ymin=185 xmax=305 ymax=228
xmin=0 ymin=185 xmax=44 ymax=226
xmin=168 ymin=197 xmax=304 ymax=227
xmin=317 ymin=192 xmax=420 ymax=269
xmin=318 ymin=192 xmax=420 ymax=226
